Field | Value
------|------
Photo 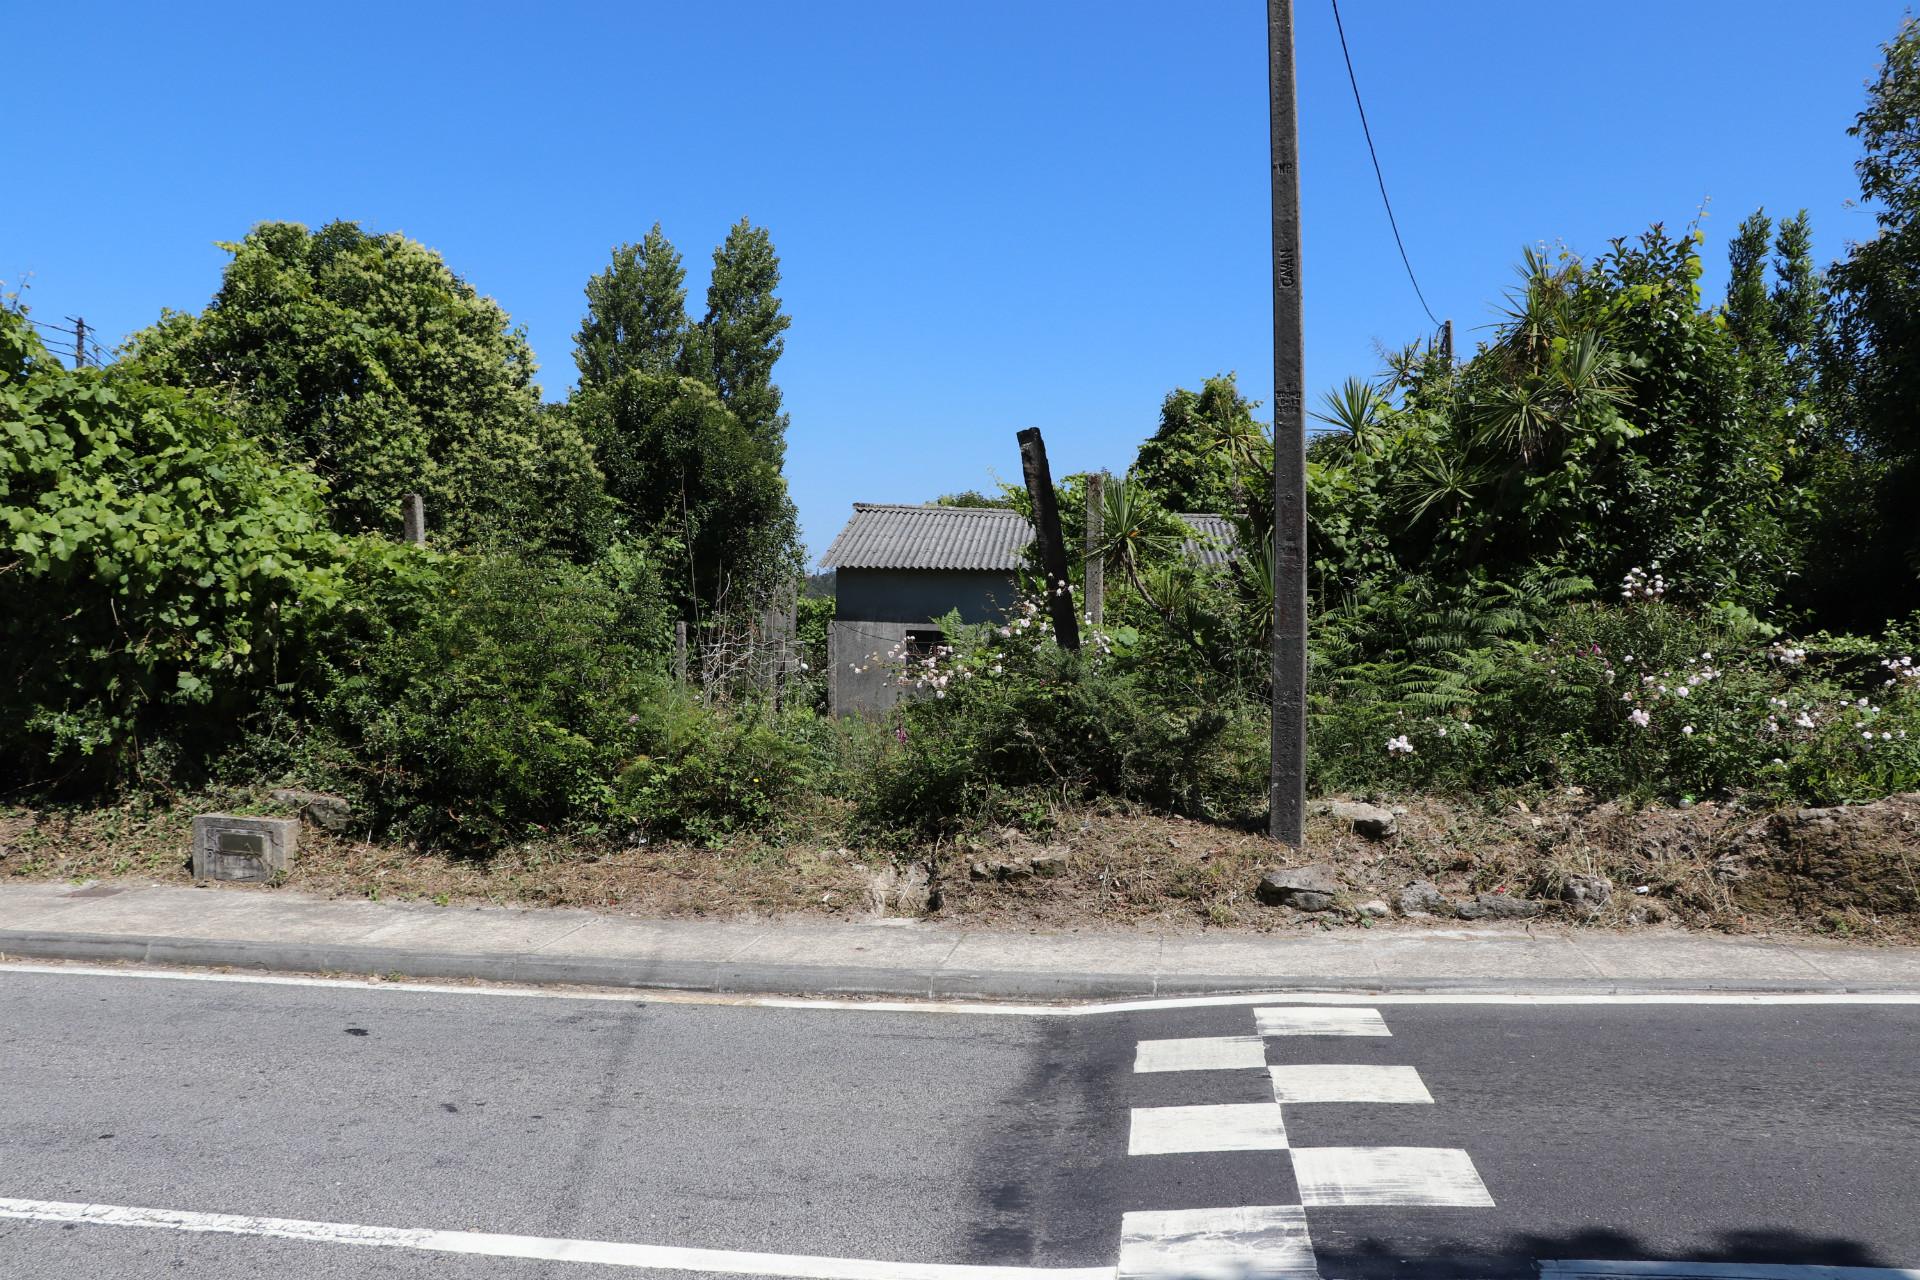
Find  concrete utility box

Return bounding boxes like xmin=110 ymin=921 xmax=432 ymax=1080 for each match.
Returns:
xmin=192 ymin=815 xmax=298 ymax=883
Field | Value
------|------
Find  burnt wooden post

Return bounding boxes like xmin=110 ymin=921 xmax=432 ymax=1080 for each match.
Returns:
xmin=1268 ymin=0 xmax=1307 ymax=846
xmin=1016 ymin=427 xmax=1080 ymax=651
xmin=1084 ymin=471 xmax=1106 ymax=630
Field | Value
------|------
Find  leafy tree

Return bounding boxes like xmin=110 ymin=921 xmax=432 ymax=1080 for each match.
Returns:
xmin=1771 ymin=210 xmax=1821 ymax=401
xmin=1133 ymin=374 xmax=1267 ymax=515
xmin=569 ymin=372 xmax=799 ymax=619
xmin=1313 ymin=227 xmax=1803 ymax=610
xmin=934 ymin=489 xmax=1016 ymax=508
xmin=0 ymin=307 xmax=356 ymax=783
xmin=132 ymin=221 xmax=608 ymax=556
xmin=1724 ymin=210 xmax=1776 ymax=359
xmin=1820 ymin=17 xmax=1920 ymax=619
xmin=575 ymin=223 xmax=691 ymax=388
xmin=690 ymin=219 xmax=792 ymax=466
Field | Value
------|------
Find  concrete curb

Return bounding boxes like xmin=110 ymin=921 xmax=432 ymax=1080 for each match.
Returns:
xmin=4 ymin=928 xmax=1915 ymax=1000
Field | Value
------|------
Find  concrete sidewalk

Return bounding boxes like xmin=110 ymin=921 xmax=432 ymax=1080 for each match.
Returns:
xmin=3 ymin=878 xmax=1919 ymax=999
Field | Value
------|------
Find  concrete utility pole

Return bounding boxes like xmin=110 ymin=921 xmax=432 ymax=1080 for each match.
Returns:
xmin=1440 ymin=318 xmax=1454 ymax=364
xmin=1268 ymin=0 xmax=1308 ymax=847
xmin=68 ymin=316 xmax=86 ymax=369
xmin=1084 ymin=471 xmax=1106 ymax=630
xmin=1016 ymin=427 xmax=1081 ymax=652
xmin=401 ymin=493 xmax=427 ymax=546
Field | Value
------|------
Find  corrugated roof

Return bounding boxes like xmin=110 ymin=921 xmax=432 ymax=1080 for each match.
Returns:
xmin=820 ymin=503 xmax=1034 ymax=571
xmin=820 ymin=503 xmax=1241 ymax=572
xmin=1179 ymin=513 xmax=1239 ymax=567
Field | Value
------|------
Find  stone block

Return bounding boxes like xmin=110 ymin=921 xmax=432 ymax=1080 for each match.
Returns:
xmin=192 ymin=815 xmax=298 ymax=883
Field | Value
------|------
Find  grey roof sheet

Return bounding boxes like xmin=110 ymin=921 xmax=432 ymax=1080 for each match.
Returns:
xmin=820 ymin=503 xmax=1240 ymax=572
xmin=821 ymin=503 xmax=1033 ymax=571
xmin=1179 ymin=513 xmax=1239 ymax=567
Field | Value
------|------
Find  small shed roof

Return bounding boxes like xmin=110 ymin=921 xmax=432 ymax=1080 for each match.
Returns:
xmin=1179 ymin=514 xmax=1238 ymax=567
xmin=821 ymin=502 xmax=1241 ymax=573
xmin=821 ymin=503 xmax=1033 ymax=571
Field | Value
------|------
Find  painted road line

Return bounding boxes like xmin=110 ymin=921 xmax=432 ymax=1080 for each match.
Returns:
xmin=1133 ymin=1035 xmax=1268 ymax=1073
xmin=0 ymin=1197 xmax=1117 ymax=1280
xmin=7 ymin=961 xmax=1920 ymax=1014
xmin=1290 ymin=1146 xmax=1494 ymax=1207
xmin=1116 ymin=1204 xmax=1316 ymax=1280
xmin=1267 ymin=1063 xmax=1434 ymax=1104
xmin=1128 ymin=1103 xmax=1289 ymax=1156
xmin=1541 ymin=1264 xmax=1920 ymax=1280
xmin=1254 ymin=1006 xmax=1391 ymax=1037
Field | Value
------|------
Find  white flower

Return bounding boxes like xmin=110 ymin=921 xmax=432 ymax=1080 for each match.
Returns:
xmin=1629 ymin=709 xmax=1651 ymax=729
xmin=1771 ymin=757 xmax=1785 ymax=766
xmin=1385 ymin=734 xmax=1415 ymax=756
xmin=1675 ymin=685 xmax=1690 ymax=698
xmin=1682 ymin=725 xmax=1694 ymax=736
xmin=1794 ymin=712 xmax=1816 ymax=729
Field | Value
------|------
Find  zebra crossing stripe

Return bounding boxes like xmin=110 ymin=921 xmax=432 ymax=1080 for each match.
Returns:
xmin=1128 ymin=1103 xmax=1289 ymax=1156
xmin=1254 ymin=1006 xmax=1392 ymax=1037
xmin=1133 ymin=1036 xmax=1268 ymax=1073
xmin=1116 ymin=1204 xmax=1316 ymax=1280
xmin=1268 ymin=1063 xmax=1434 ymax=1104
xmin=1290 ymin=1146 xmax=1494 ymax=1207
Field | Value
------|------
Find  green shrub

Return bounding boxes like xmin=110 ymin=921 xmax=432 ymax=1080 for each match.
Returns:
xmin=855 ymin=605 xmax=1269 ymax=838
xmin=0 ymin=309 xmax=353 ymax=785
xmin=311 ymin=551 xmax=667 ymax=842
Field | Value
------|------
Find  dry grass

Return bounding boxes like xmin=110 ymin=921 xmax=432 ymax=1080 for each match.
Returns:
xmin=4 ymin=787 xmax=1918 ymax=940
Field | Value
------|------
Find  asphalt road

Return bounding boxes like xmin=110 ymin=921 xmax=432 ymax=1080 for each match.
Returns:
xmin=0 ymin=967 xmax=1916 ymax=1278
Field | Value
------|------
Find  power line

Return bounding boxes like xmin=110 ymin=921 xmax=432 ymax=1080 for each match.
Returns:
xmin=1328 ymin=0 xmax=1439 ymax=328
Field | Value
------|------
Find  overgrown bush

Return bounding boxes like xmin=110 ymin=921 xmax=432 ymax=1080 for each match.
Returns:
xmin=1309 ymin=588 xmax=1920 ymax=806
xmin=0 ymin=310 xmax=354 ymax=785
xmin=310 ymin=551 xmax=667 ymax=842
xmin=856 ymin=603 xmax=1269 ymax=838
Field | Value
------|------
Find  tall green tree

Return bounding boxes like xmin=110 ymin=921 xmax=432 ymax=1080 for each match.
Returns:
xmin=691 ymin=219 xmax=792 ymax=466
xmin=131 ymin=221 xmax=608 ymax=556
xmin=1770 ymin=210 xmax=1821 ymax=401
xmin=1724 ymin=210 xmax=1776 ymax=359
xmin=1132 ymin=374 xmax=1267 ymax=515
xmin=568 ymin=372 xmax=799 ymax=619
xmin=1821 ymin=17 xmax=1920 ymax=619
xmin=574 ymin=223 xmax=691 ymax=388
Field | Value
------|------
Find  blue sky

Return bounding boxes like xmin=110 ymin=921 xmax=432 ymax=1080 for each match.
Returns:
xmin=4 ymin=2 xmax=1908 ymax=558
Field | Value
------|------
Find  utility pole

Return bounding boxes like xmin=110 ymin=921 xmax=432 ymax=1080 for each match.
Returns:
xmin=1440 ymin=318 xmax=1453 ymax=364
xmin=1268 ymin=0 xmax=1307 ymax=847
xmin=1084 ymin=471 xmax=1106 ymax=630
xmin=68 ymin=316 xmax=86 ymax=369
xmin=401 ymin=493 xmax=427 ymax=546
xmin=1016 ymin=427 xmax=1081 ymax=652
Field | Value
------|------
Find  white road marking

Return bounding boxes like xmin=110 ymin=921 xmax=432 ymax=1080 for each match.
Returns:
xmin=1116 ymin=1204 xmax=1316 ymax=1280
xmin=0 ymin=1196 xmax=1116 ymax=1279
xmin=5 ymin=960 xmax=1919 ymax=1015
xmin=1541 ymin=1264 xmax=1920 ymax=1280
xmin=1128 ymin=1103 xmax=1289 ymax=1156
xmin=1290 ymin=1146 xmax=1494 ymax=1207
xmin=1268 ymin=1063 xmax=1434 ymax=1104
xmin=1254 ymin=1006 xmax=1391 ymax=1037
xmin=1133 ymin=1035 xmax=1268 ymax=1073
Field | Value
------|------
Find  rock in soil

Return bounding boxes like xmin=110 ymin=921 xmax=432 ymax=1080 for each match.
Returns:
xmin=1315 ymin=800 xmax=1398 ymax=840
xmin=1395 ymin=879 xmax=1449 ymax=917
xmin=1455 ymin=892 xmax=1547 ymax=920
xmin=1257 ymin=863 xmax=1343 ymax=911
xmin=1356 ymin=899 xmax=1392 ymax=918
xmin=867 ymin=861 xmax=934 ymax=917
xmin=1028 ymin=851 xmax=1069 ymax=878
xmin=269 ymin=789 xmax=353 ymax=831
